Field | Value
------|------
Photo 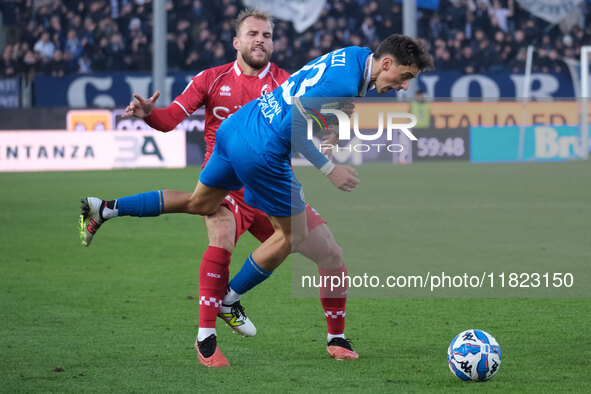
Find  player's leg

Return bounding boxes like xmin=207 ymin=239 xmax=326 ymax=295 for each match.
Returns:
xmin=162 ymin=184 xmax=229 ymax=214
xmin=202 ymin=194 xmax=257 ymax=338
xmin=222 ymin=211 xmax=308 ymax=305
xmin=196 ymin=205 xmax=236 ymax=367
xmin=295 ymin=217 xmax=358 ymax=360
xmin=79 ymin=183 xmax=228 ymax=246
xmin=79 ymin=138 xmax=242 ymax=248
xmin=219 ymin=137 xmax=309 ymax=303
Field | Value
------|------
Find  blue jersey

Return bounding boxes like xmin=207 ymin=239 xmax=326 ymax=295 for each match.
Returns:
xmin=200 ymin=46 xmax=373 ymax=217
xmin=234 ymin=46 xmax=373 ymax=168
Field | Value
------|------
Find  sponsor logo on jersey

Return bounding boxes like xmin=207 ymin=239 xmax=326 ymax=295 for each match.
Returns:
xmin=220 ymin=85 xmax=232 ymax=96
xmin=261 ymin=84 xmax=270 ymax=96
xmin=213 ymin=106 xmax=231 ymax=120
xmin=257 ymin=93 xmax=282 ymax=123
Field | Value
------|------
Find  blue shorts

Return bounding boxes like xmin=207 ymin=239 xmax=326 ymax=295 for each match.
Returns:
xmin=199 ymin=117 xmax=305 ymax=217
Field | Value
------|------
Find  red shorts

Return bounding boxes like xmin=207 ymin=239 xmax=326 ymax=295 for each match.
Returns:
xmin=220 ymin=189 xmax=326 ymax=244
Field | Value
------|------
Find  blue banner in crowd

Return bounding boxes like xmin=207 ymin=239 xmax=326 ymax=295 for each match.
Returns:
xmin=370 ymin=70 xmax=576 ymax=99
xmin=34 ymin=72 xmax=194 ymax=108
xmin=470 ymin=125 xmax=587 ymax=162
xmin=33 ymin=70 xmax=576 ymax=108
xmin=0 ymin=77 xmax=19 ymax=108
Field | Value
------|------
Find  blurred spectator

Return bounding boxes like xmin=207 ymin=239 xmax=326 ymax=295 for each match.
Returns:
xmin=106 ymin=33 xmax=126 ymax=69
xmin=20 ymin=20 xmax=40 ymax=48
xmin=513 ymin=30 xmax=527 ymax=52
xmin=410 ymin=89 xmax=431 ymax=128
xmin=210 ymin=41 xmax=227 ymax=67
xmin=91 ymin=36 xmax=110 ymax=71
xmin=522 ymin=19 xmax=539 ymax=44
xmin=48 ymin=15 xmax=65 ymax=46
xmin=64 ymin=29 xmax=83 ymax=63
xmin=361 ymin=16 xmax=377 ymax=42
xmin=21 ymin=47 xmax=38 ymax=77
xmin=428 ymin=14 xmax=448 ymax=41
xmin=68 ymin=14 xmax=84 ymax=38
xmin=477 ymin=35 xmax=500 ymax=72
xmin=491 ymin=0 xmax=514 ymax=33
xmin=0 ymin=0 xmax=26 ymax=45
xmin=81 ymin=17 xmax=98 ymax=49
xmin=509 ymin=47 xmax=527 ymax=73
xmin=0 ymin=45 xmax=20 ymax=77
xmin=192 ymin=0 xmax=205 ymax=19
xmin=78 ymin=53 xmax=92 ymax=74
xmin=33 ymin=32 xmax=55 ymax=60
xmin=182 ymin=48 xmax=205 ymax=71
xmin=546 ymin=49 xmax=566 ymax=74
xmin=1 ymin=0 xmax=590 ymax=80
xmin=444 ymin=0 xmax=468 ymax=32
xmin=472 ymin=0 xmax=493 ymax=37
xmin=459 ymin=46 xmax=479 ymax=74
xmin=168 ymin=32 xmax=189 ymax=71
xmin=49 ymin=49 xmax=68 ymax=77
xmin=434 ymin=47 xmax=453 ymax=70
xmin=126 ymin=29 xmax=150 ymax=71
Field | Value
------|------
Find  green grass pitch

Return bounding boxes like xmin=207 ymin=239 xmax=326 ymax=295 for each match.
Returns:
xmin=1 ymin=162 xmax=590 ymax=392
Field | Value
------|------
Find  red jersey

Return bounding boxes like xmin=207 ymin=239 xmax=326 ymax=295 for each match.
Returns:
xmin=172 ymin=61 xmax=289 ymax=164
xmin=141 ymin=60 xmax=325 ymax=243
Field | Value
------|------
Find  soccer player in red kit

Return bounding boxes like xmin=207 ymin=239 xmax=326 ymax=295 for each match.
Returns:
xmin=80 ymin=9 xmax=355 ymax=367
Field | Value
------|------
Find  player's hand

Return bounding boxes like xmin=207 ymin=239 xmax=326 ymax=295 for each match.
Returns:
xmin=342 ymin=100 xmax=355 ymax=118
xmin=320 ymin=124 xmax=339 ymax=158
xmin=122 ymin=91 xmax=160 ymax=119
xmin=327 ymin=164 xmax=359 ymax=192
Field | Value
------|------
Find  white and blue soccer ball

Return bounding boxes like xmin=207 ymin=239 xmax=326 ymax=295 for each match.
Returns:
xmin=447 ymin=329 xmax=501 ymax=382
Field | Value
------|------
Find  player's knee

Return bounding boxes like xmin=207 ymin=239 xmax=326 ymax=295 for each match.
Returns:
xmin=208 ymin=226 xmax=235 ymax=252
xmin=320 ymin=241 xmax=343 ymax=270
xmin=187 ymin=198 xmax=219 ymax=216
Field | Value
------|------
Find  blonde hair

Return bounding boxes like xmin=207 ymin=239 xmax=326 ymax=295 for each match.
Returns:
xmin=234 ymin=8 xmax=274 ymax=36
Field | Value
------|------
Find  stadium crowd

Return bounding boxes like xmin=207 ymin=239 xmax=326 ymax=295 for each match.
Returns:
xmin=1 ymin=0 xmax=591 ymax=79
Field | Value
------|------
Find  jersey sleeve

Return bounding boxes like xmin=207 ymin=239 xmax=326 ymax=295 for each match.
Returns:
xmin=143 ymin=70 xmax=211 ymax=132
xmin=144 ymin=103 xmax=188 ymax=132
xmin=173 ymin=71 xmax=210 ymax=116
xmin=290 ymin=72 xmax=359 ymax=171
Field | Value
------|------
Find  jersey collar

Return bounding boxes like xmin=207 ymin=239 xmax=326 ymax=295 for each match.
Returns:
xmin=233 ymin=60 xmax=271 ymax=79
xmin=357 ymin=54 xmax=373 ymax=97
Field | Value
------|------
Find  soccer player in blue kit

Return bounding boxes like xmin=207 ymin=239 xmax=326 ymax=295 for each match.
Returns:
xmin=84 ymin=34 xmax=432 ymax=363
xmin=186 ymin=34 xmax=434 ymax=310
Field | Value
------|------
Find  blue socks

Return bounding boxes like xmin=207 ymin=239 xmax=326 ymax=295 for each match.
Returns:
xmin=117 ymin=190 xmax=164 ymax=217
xmin=229 ymin=254 xmax=273 ymax=295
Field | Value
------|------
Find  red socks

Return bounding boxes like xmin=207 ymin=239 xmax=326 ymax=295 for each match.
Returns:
xmin=199 ymin=247 xmax=348 ymax=337
xmin=318 ymin=264 xmax=348 ymax=335
xmin=198 ymin=246 xmax=231 ymax=328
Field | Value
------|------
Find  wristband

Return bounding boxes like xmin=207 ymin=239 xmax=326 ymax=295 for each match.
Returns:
xmin=319 ymin=161 xmax=335 ymax=176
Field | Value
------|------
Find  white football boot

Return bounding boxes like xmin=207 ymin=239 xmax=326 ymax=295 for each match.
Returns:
xmin=218 ymin=300 xmax=257 ymax=337
xmin=79 ymin=197 xmax=105 ymax=246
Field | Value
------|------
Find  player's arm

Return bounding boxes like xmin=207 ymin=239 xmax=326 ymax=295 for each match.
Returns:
xmin=290 ymin=69 xmax=356 ymax=164
xmin=121 ymin=91 xmax=188 ymax=132
xmin=122 ymin=72 xmax=209 ymax=132
xmin=291 ymin=102 xmax=358 ymax=192
xmin=144 ymin=105 xmax=188 ymax=132
xmin=291 ymin=79 xmax=359 ymax=191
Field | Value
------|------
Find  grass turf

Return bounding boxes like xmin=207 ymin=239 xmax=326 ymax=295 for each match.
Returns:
xmin=1 ymin=162 xmax=590 ymax=392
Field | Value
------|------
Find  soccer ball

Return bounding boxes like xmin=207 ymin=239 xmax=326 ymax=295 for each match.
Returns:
xmin=447 ymin=329 xmax=501 ymax=382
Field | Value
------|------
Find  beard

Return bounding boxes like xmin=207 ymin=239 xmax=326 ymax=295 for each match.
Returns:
xmin=240 ymin=46 xmax=271 ymax=69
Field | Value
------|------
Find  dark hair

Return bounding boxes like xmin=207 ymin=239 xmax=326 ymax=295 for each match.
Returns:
xmin=374 ymin=34 xmax=434 ymax=71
